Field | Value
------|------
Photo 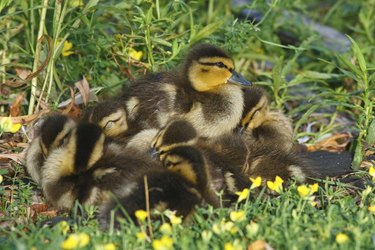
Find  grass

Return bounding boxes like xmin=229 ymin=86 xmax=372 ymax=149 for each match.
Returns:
xmin=0 ymin=0 xmax=375 ymax=249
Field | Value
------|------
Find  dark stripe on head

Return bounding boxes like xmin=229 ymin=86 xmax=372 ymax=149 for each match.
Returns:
xmin=74 ymin=123 xmax=103 ymax=174
xmin=165 ymin=146 xmax=205 ymax=167
xmin=242 ymin=86 xmax=266 ymax=119
xmin=83 ymin=101 xmax=123 ymax=123
xmin=40 ymin=115 xmax=71 ymax=149
xmin=162 ymin=120 xmax=197 ymax=146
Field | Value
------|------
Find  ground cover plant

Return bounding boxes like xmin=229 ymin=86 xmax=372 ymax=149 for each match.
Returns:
xmin=0 ymin=0 xmax=374 ymax=249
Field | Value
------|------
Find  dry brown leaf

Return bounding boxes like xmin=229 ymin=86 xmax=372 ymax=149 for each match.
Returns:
xmin=75 ymin=76 xmax=90 ymax=106
xmin=0 ymin=109 xmax=50 ymax=124
xmin=307 ymin=133 xmax=351 ymax=152
xmin=9 ymin=95 xmax=24 ymax=117
xmin=248 ymin=240 xmax=274 ymax=250
xmin=15 ymin=68 xmax=31 ymax=80
xmin=0 ymin=153 xmax=25 ymax=165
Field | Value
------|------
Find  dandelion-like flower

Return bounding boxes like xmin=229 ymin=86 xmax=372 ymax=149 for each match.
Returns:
xmin=135 ymin=209 xmax=148 ymax=222
xmin=136 ymin=231 xmax=148 ymax=241
xmin=224 ymin=240 xmax=243 ymax=250
xmin=55 ymin=221 xmax=70 ymax=235
xmin=0 ymin=175 xmax=3 ymax=184
xmin=164 ymin=211 xmax=182 ymax=225
xmin=267 ymin=176 xmax=284 ymax=193
xmin=201 ymin=230 xmax=213 ymax=243
xmin=235 ymin=188 xmax=249 ymax=203
xmin=297 ymin=183 xmax=319 ymax=198
xmin=60 ymin=232 xmax=90 ymax=250
xmin=152 ymin=235 xmax=173 ymax=250
xmin=229 ymin=210 xmax=246 ymax=222
xmin=369 ymin=166 xmax=375 ymax=181
xmin=246 ymin=221 xmax=259 ymax=237
xmin=129 ymin=48 xmax=143 ymax=61
xmin=368 ymin=205 xmax=375 ymax=213
xmin=0 ymin=117 xmax=22 ymax=134
xmin=62 ymin=41 xmax=74 ymax=57
xmin=160 ymin=223 xmax=172 ymax=235
xmin=335 ymin=233 xmax=349 ymax=244
xmin=249 ymin=176 xmax=262 ymax=189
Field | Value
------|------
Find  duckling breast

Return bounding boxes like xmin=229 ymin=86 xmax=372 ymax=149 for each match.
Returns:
xmin=184 ymin=84 xmax=244 ymax=138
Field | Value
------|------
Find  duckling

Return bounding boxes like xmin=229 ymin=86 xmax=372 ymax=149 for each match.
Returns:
xmin=40 ymin=122 xmax=162 ymax=210
xmin=25 ymin=114 xmax=76 ymax=185
xmin=151 ymin=119 xmax=250 ymax=204
xmin=82 ymin=100 xmax=138 ymax=144
xmin=238 ymin=86 xmax=294 ymax=152
xmin=99 ymin=145 xmax=212 ymax=228
xmin=120 ymin=43 xmax=252 ymax=138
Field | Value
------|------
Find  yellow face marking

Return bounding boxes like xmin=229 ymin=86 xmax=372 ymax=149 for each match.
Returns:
xmin=87 ymin=133 xmax=105 ymax=168
xmin=241 ymin=95 xmax=269 ymax=129
xmin=99 ymin=109 xmax=128 ymax=137
xmin=126 ymin=97 xmax=140 ymax=120
xmin=165 ymin=154 xmax=197 ymax=185
xmin=188 ymin=57 xmax=235 ymax=92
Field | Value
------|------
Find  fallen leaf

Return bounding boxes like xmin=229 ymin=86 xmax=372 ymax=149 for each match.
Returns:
xmin=75 ymin=76 xmax=90 ymax=106
xmin=0 ymin=153 xmax=25 ymax=165
xmin=248 ymin=240 xmax=274 ymax=250
xmin=10 ymin=95 xmax=24 ymax=117
xmin=15 ymin=68 xmax=32 ymax=80
xmin=307 ymin=133 xmax=352 ymax=152
xmin=0 ymin=109 xmax=50 ymax=124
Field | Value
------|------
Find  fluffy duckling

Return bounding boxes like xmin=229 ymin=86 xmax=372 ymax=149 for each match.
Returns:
xmin=151 ymin=119 xmax=250 ymax=204
xmin=40 ymin=121 xmax=161 ymax=210
xmin=25 ymin=114 xmax=76 ymax=184
xmin=238 ymin=86 xmax=294 ymax=152
xmin=120 ymin=43 xmax=252 ymax=138
xmin=82 ymin=101 xmax=137 ymax=144
xmin=99 ymin=145 xmax=212 ymax=228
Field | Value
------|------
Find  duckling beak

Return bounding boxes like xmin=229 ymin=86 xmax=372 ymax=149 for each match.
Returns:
xmin=228 ymin=70 xmax=252 ymax=86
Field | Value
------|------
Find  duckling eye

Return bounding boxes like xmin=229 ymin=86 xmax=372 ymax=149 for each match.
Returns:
xmin=58 ymin=137 xmax=67 ymax=147
xmin=215 ymin=62 xmax=226 ymax=68
xmin=104 ymin=121 xmax=115 ymax=130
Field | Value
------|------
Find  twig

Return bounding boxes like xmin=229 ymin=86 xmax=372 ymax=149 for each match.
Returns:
xmin=144 ymin=175 xmax=153 ymax=238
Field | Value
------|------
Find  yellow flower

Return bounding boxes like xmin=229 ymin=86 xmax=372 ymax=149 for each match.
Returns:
xmin=0 ymin=175 xmax=3 ymax=184
xmin=70 ymin=0 xmax=84 ymax=8
xmin=152 ymin=235 xmax=173 ymax=250
xmin=369 ymin=166 xmax=375 ymax=180
xmin=136 ymin=231 xmax=148 ymax=241
xmin=95 ymin=243 xmax=117 ymax=250
xmin=160 ymin=223 xmax=172 ymax=235
xmin=246 ymin=221 xmax=259 ymax=237
xmin=309 ymin=183 xmax=319 ymax=193
xmin=224 ymin=240 xmax=243 ymax=250
xmin=229 ymin=210 xmax=246 ymax=222
xmin=60 ymin=233 xmax=90 ymax=250
xmin=362 ymin=186 xmax=373 ymax=197
xmin=129 ymin=48 xmax=143 ymax=61
xmin=166 ymin=212 xmax=182 ymax=225
xmin=135 ymin=210 xmax=148 ymax=222
xmin=0 ymin=117 xmax=22 ymax=133
xmin=201 ymin=230 xmax=212 ymax=243
xmin=55 ymin=221 xmax=70 ymax=235
xmin=224 ymin=221 xmax=239 ymax=234
xmin=335 ymin=233 xmax=349 ymax=244
xmin=235 ymin=188 xmax=249 ymax=203
xmin=368 ymin=205 xmax=375 ymax=213
xmin=297 ymin=185 xmax=310 ymax=198
xmin=249 ymin=176 xmax=262 ymax=189
xmin=267 ymin=176 xmax=284 ymax=193
xmin=61 ymin=40 xmax=74 ymax=57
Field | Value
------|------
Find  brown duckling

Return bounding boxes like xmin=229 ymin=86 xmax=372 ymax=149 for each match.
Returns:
xmin=120 ymin=43 xmax=252 ymax=138
xmin=40 ymin=122 xmax=162 ymax=210
xmin=25 ymin=114 xmax=76 ymax=185
xmin=99 ymin=145 xmax=212 ymax=228
xmin=238 ymin=85 xmax=294 ymax=152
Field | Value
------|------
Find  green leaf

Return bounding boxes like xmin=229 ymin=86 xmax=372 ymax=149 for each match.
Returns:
xmin=347 ymin=36 xmax=367 ymax=74
xmin=366 ymin=119 xmax=375 ymax=144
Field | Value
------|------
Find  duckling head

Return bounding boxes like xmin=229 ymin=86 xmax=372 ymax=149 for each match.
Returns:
xmin=42 ymin=122 xmax=106 ymax=182
xmin=82 ymin=101 xmax=128 ymax=138
xmin=162 ymin=145 xmax=208 ymax=193
xmin=183 ymin=43 xmax=251 ymax=92
xmin=26 ymin=114 xmax=76 ymax=184
xmin=151 ymin=119 xmax=198 ymax=160
xmin=238 ymin=86 xmax=269 ymax=132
